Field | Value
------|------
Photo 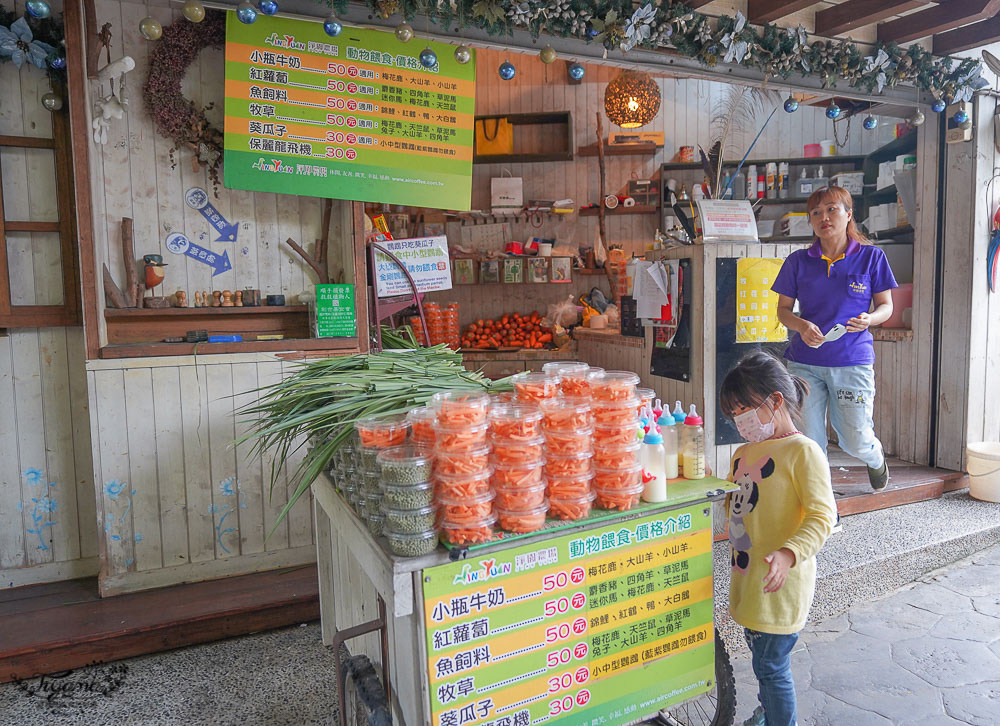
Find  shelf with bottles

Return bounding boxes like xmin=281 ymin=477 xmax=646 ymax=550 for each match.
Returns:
xmin=661 ymin=154 xmax=866 ymax=172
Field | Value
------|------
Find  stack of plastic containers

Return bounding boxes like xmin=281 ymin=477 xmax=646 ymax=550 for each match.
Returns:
xmin=511 ymin=371 xmax=561 ymax=403
xmin=588 ymin=371 xmax=645 ymax=511
xmin=377 ymin=444 xmax=436 ymax=553
xmin=431 ymin=391 xmax=496 ymax=545
xmin=540 ymin=397 xmax=595 ymax=521
xmin=489 ymin=404 xmax=547 ymax=533
xmin=406 ymin=406 xmax=437 ymax=447
xmin=443 ymin=304 xmax=461 ymax=349
xmin=409 ymin=315 xmax=427 ymax=346
xmin=354 ymin=414 xmax=410 ymax=534
xmin=424 ymin=302 xmax=445 ymax=345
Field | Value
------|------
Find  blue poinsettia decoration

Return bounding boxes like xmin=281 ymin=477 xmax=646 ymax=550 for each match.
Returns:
xmin=0 ymin=16 xmax=55 ymax=70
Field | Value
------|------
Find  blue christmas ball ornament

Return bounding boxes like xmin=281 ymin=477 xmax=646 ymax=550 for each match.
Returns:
xmin=49 ymin=56 xmax=66 ymax=70
xmin=419 ymin=47 xmax=438 ymax=69
xmin=783 ymin=96 xmax=799 ymax=113
xmin=568 ymin=63 xmax=585 ymax=81
xmin=25 ymin=0 xmax=51 ymax=19
xmin=826 ymin=101 xmax=842 ymax=120
xmin=236 ymin=1 xmax=258 ymax=24
xmin=323 ymin=14 xmax=343 ymax=37
xmin=587 ymin=27 xmax=599 ymax=38
xmin=499 ymin=60 xmax=516 ymax=81
xmin=932 ymin=99 xmax=947 ymax=113
xmin=258 ymin=0 xmax=278 ymax=15
xmin=954 ymin=109 xmax=969 ymax=124
xmin=863 ymin=115 xmax=878 ymax=130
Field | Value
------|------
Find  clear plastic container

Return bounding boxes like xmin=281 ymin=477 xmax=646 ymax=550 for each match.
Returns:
xmin=497 ymin=500 xmax=549 ymax=533
xmin=543 ymin=452 xmax=593 ymax=479
xmin=595 ymin=482 xmax=645 ymax=511
xmin=386 ymin=529 xmax=439 ymax=557
xmin=543 ymin=426 xmax=595 ymax=456
xmin=494 ymin=481 xmax=547 ymax=510
xmin=340 ymin=465 xmax=359 ymax=489
xmin=593 ymin=421 xmax=641 ymax=447
xmin=434 ymin=468 xmax=494 ymax=500
xmin=587 ymin=370 xmax=641 ymax=402
xmin=567 ymin=366 xmax=604 ymax=396
xmin=431 ymin=390 xmax=492 ymax=426
xmin=548 ymin=491 xmax=596 ymax=520
xmin=365 ymin=512 xmax=385 ymax=537
xmin=362 ymin=470 xmax=381 ymax=495
xmin=406 ymin=406 xmax=438 ymax=445
xmin=490 ymin=391 xmax=516 ymax=404
xmin=540 ymin=398 xmax=593 ymax=429
xmin=436 ymin=490 xmax=495 ymax=522
xmin=492 ymin=460 xmax=545 ymax=488
xmin=439 ymin=513 xmax=497 ymax=545
xmin=491 ymin=434 xmax=545 ymax=465
xmin=341 ymin=482 xmax=357 ymax=501
xmin=512 ymin=372 xmax=562 ymax=403
xmin=376 ymin=444 xmax=434 ymax=485
xmin=546 ymin=472 xmax=595 ymax=499
xmin=488 ymin=404 xmax=544 ymax=439
xmin=363 ymin=492 xmax=382 ymax=517
xmin=593 ymin=464 xmax=643 ymax=491
xmin=355 ymin=414 xmax=410 ymax=448
xmin=435 ymin=445 xmax=491 ymax=477
xmin=542 ymin=361 xmax=589 ymax=376
xmin=358 ymin=446 xmax=380 ymax=472
xmin=593 ymin=441 xmax=642 ymax=469
xmin=384 ymin=504 xmax=438 ymax=535
xmin=592 ymin=396 xmax=643 ymax=426
xmin=433 ymin=421 xmax=490 ymax=453
xmin=382 ymin=481 xmax=434 ymax=510
xmin=636 ymin=387 xmax=656 ymax=415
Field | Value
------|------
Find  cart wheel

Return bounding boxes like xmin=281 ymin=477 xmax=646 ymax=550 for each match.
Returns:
xmin=341 ymin=652 xmax=392 ymax=726
xmin=653 ymin=627 xmax=737 ymax=726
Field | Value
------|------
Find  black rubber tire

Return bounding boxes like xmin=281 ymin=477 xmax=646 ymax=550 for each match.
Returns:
xmin=342 ymin=653 xmax=392 ymax=726
xmin=654 ymin=627 xmax=738 ymax=726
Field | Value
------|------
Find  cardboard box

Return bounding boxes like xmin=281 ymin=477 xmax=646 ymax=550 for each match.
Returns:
xmin=831 ymin=172 xmax=864 ymax=195
xmin=779 ymin=212 xmax=812 ymax=237
xmin=609 ymin=132 xmax=664 ymax=145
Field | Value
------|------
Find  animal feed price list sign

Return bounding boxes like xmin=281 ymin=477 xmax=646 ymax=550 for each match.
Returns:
xmin=422 ymin=504 xmax=715 ymax=726
xmin=223 ymin=13 xmax=476 ymax=209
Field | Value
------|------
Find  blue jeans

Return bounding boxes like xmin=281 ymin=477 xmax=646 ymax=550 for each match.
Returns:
xmin=786 ymin=361 xmax=885 ymax=469
xmin=745 ymin=629 xmax=799 ymax=726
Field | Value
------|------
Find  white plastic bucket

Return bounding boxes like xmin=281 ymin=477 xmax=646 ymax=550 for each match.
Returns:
xmin=967 ymin=442 xmax=1000 ymax=502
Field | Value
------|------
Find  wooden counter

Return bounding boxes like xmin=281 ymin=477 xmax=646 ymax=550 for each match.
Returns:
xmin=460 ymin=344 xmax=577 ymax=378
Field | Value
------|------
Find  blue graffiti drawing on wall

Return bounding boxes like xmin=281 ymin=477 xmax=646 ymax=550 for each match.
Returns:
xmin=23 ymin=469 xmax=57 ymax=551
xmin=103 ymin=480 xmax=138 ymax=566
xmin=210 ymin=477 xmax=247 ymax=554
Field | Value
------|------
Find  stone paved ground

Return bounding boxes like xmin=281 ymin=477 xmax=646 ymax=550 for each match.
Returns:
xmin=731 ymin=542 xmax=1000 ymax=725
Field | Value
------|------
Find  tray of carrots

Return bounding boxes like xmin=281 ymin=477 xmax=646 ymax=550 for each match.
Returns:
xmin=460 ymin=311 xmax=554 ymax=350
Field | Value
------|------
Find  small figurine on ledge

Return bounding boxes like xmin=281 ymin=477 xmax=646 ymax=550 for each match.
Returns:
xmin=142 ymin=254 xmax=171 ymax=308
xmin=221 ymin=290 xmax=234 ymax=307
xmin=212 ymin=291 xmax=222 ymax=307
xmin=174 ymin=289 xmax=187 ymax=308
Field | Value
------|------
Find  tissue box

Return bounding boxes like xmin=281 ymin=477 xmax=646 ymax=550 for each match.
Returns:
xmin=831 ymin=172 xmax=863 ymax=195
xmin=779 ymin=212 xmax=813 ymax=237
xmin=757 ymin=220 xmax=776 ymax=238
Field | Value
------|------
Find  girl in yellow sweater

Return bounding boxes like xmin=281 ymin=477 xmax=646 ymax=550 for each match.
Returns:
xmin=720 ymin=352 xmax=837 ymax=726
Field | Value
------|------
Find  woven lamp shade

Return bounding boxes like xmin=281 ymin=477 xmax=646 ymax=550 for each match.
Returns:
xmin=604 ymin=70 xmax=661 ymax=129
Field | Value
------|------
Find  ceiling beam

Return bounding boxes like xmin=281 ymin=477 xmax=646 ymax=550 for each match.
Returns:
xmin=747 ymin=0 xmax=821 ymax=25
xmin=877 ymin=0 xmax=1000 ymax=44
xmin=933 ymin=15 xmax=1000 ymax=54
xmin=815 ymin=0 xmax=927 ymax=37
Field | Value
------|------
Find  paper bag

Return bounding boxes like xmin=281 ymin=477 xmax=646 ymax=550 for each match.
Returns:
xmin=491 ymin=176 xmax=523 ymax=215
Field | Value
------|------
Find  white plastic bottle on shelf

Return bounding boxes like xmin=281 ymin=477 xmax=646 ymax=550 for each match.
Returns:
xmin=640 ymin=427 xmax=667 ymax=502
xmin=657 ymin=411 xmax=680 ymax=480
xmin=681 ymin=405 xmax=706 ymax=480
xmin=746 ymin=165 xmax=757 ymax=200
xmin=778 ymin=162 xmax=789 ymax=199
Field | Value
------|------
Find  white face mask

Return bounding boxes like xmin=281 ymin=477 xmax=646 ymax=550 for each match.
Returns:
xmin=733 ymin=399 xmax=776 ymax=443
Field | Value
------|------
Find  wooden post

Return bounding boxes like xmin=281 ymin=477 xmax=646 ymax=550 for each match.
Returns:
xmin=121 ymin=217 xmax=139 ymax=306
xmin=596 ymin=113 xmax=617 ymax=297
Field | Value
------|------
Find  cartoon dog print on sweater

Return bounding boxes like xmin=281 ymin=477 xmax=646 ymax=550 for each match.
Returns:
xmin=729 ymin=455 xmax=776 ymax=573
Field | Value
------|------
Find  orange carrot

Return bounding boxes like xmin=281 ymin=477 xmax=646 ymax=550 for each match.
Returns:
xmin=592 ymin=446 xmax=641 ymax=470
xmin=356 ymin=426 xmax=408 ymax=448
xmin=441 ymin=524 xmax=495 ymax=545
xmin=434 ymin=423 xmax=490 ymax=453
xmin=546 ymin=474 xmax=594 ymax=499
xmin=494 ymin=484 xmax=546 ymax=509
xmin=548 ymin=494 xmax=594 ymax=520
xmin=543 ymin=428 xmax=594 ymax=456
xmin=438 ymin=501 xmax=494 ymax=522
xmin=544 ymin=454 xmax=593 ymax=478
xmin=492 ymin=464 xmax=544 ymax=488
xmin=436 ymin=448 xmax=491 ymax=475
xmin=594 ymin=490 xmax=642 ymax=511
xmin=497 ymin=508 xmax=547 ymax=533
xmin=490 ymin=415 xmax=544 ymax=439
xmin=593 ymin=465 xmax=642 ymax=490
xmin=593 ymin=423 xmax=641 ymax=447
xmin=592 ymin=399 xmax=642 ymax=426
xmin=491 ymin=437 xmax=545 ymax=464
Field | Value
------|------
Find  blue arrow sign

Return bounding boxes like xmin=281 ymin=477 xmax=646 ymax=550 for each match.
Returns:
xmin=165 ymin=233 xmax=232 ymax=277
xmin=184 ymin=187 xmax=239 ymax=243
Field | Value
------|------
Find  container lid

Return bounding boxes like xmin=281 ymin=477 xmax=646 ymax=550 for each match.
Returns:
xmin=548 ymin=490 xmax=597 ymax=504
xmin=587 ymin=370 xmax=640 ymax=386
xmin=593 ymin=462 xmax=643 ymax=475
xmin=545 ymin=471 xmax=596 ymax=484
xmin=430 ymin=390 xmax=491 ymax=409
xmin=513 ymin=371 xmax=562 ymax=386
xmin=597 ymin=440 xmax=642 ymax=452
xmin=406 ymin=406 xmax=437 ymax=423
xmin=542 ymin=361 xmax=590 ymax=376
xmin=440 ymin=512 xmax=498 ymax=528
xmin=495 ymin=499 xmax=549 ymax=517
xmin=543 ymin=451 xmax=594 ymax=462
xmin=433 ymin=421 xmax=491 ymax=434
xmin=435 ymin=443 xmax=492 ymax=459
xmin=595 ymin=481 xmax=645 ymax=496
xmin=541 ymin=425 xmax=594 ymax=438
xmin=376 ymin=444 xmax=434 ymax=467
xmin=433 ymin=467 xmax=494 ymax=483
xmin=386 ymin=529 xmax=439 ymax=542
xmin=489 ymin=404 xmax=544 ymax=422
xmin=355 ymin=413 xmax=408 ymax=429
xmin=383 ymin=480 xmax=433 ymax=494
xmin=539 ymin=398 xmax=592 ymax=414
xmin=366 ymin=511 xmax=385 ymax=521
xmin=636 ymin=387 xmax=655 ymax=401
xmin=492 ymin=457 xmax=546 ymax=470
xmin=382 ymin=503 xmax=437 ymax=516
xmin=436 ymin=490 xmax=495 ymax=506
xmin=685 ymin=404 xmax=703 ymax=426
xmin=591 ymin=395 xmax=642 ymax=410
xmin=494 ymin=479 xmax=547 ymax=492
xmin=490 ymin=433 xmax=545 ymax=447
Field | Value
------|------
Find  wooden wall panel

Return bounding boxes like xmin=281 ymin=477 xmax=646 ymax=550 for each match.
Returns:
xmin=86 ymin=356 xmax=315 ymax=596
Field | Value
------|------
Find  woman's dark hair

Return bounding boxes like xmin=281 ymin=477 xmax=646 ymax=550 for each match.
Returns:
xmin=719 ymin=351 xmax=809 ymax=422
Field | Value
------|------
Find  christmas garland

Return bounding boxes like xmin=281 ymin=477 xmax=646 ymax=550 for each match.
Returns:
xmin=0 ymin=7 xmax=67 ymax=82
xmin=345 ymin=0 xmax=986 ymax=103
xmin=143 ymin=10 xmax=226 ymax=185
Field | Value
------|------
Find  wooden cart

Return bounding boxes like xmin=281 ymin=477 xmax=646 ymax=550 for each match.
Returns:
xmin=312 ymin=474 xmax=738 ymax=726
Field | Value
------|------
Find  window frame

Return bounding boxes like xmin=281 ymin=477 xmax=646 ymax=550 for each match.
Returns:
xmin=0 ymin=106 xmax=81 ymax=329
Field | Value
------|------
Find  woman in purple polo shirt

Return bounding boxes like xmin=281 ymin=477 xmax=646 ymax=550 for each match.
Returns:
xmin=771 ymin=186 xmax=897 ymax=491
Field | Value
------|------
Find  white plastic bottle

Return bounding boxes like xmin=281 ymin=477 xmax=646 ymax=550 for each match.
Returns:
xmin=681 ymin=404 xmax=706 ymax=480
xmin=657 ymin=412 xmax=680 ymax=479
xmin=640 ymin=427 xmax=667 ymax=502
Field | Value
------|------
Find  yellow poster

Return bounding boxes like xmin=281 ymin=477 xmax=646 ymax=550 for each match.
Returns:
xmin=736 ymin=258 xmax=787 ymax=343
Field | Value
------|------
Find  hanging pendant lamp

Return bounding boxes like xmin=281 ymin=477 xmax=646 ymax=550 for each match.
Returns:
xmin=604 ymin=70 xmax=661 ymax=129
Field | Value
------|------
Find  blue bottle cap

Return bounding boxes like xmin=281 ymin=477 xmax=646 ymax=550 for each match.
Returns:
xmin=643 ymin=429 xmax=663 ymax=445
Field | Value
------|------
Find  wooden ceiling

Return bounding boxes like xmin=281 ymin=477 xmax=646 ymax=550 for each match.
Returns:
xmin=689 ymin=0 xmax=1000 ymax=55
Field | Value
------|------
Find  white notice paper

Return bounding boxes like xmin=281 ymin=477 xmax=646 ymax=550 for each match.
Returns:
xmin=695 ymin=199 xmax=759 ymax=241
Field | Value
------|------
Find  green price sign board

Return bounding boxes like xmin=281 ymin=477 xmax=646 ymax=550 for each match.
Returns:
xmin=312 ymin=284 xmax=356 ymax=337
xmin=422 ymin=504 xmax=715 ymax=726
xmin=223 ymin=13 xmax=476 ymax=209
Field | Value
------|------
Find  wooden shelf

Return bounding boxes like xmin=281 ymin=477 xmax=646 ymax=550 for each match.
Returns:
xmin=473 ymin=152 xmax=574 ymax=164
xmin=578 ymin=142 xmax=662 ymax=157
xmin=473 ymin=111 xmax=573 ymax=165
xmin=868 ymin=131 xmax=916 ymax=163
xmin=576 ymin=268 xmax=608 ymax=275
xmin=99 ymin=337 xmax=359 ymax=359
xmin=872 ymin=224 xmax=914 ymax=240
xmin=661 ymin=154 xmax=866 ymax=171
xmin=104 ymin=305 xmax=307 ymax=317
xmin=580 ymin=205 xmax=658 ymax=216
